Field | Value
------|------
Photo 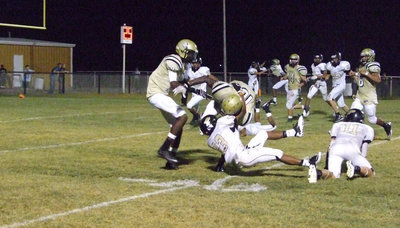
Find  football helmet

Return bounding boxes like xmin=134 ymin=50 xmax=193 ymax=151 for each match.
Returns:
xmin=221 ymin=94 xmax=242 ymax=115
xmin=331 ymin=52 xmax=341 ymax=66
xmin=199 ymin=115 xmax=217 ymax=136
xmin=176 ymin=39 xmax=198 ymax=62
xmin=251 ymin=61 xmax=260 ymax=69
xmin=271 ymin=59 xmax=280 ymax=65
xmin=344 ymin=109 xmax=364 ymax=123
xmin=314 ymin=54 xmax=323 ymax=64
xmin=289 ymin=54 xmax=300 ymax=66
xmin=191 ymin=56 xmax=202 ymax=71
xmin=360 ymin=48 xmax=375 ymax=64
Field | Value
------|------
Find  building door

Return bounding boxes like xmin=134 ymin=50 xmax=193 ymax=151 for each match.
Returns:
xmin=12 ymin=55 xmax=24 ymax=88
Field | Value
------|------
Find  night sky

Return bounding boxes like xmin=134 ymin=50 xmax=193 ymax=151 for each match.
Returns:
xmin=1 ymin=0 xmax=400 ymax=75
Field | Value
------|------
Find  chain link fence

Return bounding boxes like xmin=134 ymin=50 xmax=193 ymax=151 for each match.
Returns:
xmin=1 ymin=71 xmax=399 ymax=99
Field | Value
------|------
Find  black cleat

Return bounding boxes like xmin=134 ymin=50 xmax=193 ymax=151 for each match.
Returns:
xmin=255 ymin=98 xmax=262 ymax=109
xmin=334 ymin=114 xmax=344 ymax=123
xmin=262 ymin=99 xmax=274 ymax=113
xmin=158 ymin=149 xmax=178 ymax=164
xmin=298 ymin=97 xmax=303 ymax=104
xmin=309 ymin=152 xmax=322 ymax=165
xmin=165 ymin=161 xmax=179 ymax=170
xmin=189 ymin=115 xmax=199 ymax=126
xmin=384 ymin=122 xmax=392 ymax=138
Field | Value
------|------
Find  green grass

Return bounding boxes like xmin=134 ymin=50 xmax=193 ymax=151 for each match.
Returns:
xmin=0 ymin=93 xmax=399 ymax=227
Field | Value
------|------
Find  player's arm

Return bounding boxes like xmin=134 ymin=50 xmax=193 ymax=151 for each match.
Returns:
xmin=359 ymin=69 xmax=381 ymax=83
xmin=188 ymin=74 xmax=219 ymax=88
xmin=323 ymin=70 xmax=330 ymax=80
xmin=235 ymin=93 xmax=247 ymax=122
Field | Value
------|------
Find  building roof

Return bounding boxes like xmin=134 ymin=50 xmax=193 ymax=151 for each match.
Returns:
xmin=0 ymin=37 xmax=75 ymax=48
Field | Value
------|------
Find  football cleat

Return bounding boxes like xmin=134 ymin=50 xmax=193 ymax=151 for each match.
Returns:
xmin=384 ymin=122 xmax=392 ymax=138
xmin=309 ymin=152 xmax=322 ymax=166
xmin=308 ymin=165 xmax=317 ymax=183
xmin=165 ymin=161 xmax=179 ymax=170
xmin=189 ymin=115 xmax=199 ymax=126
xmin=294 ymin=115 xmax=304 ymax=137
xmin=262 ymin=99 xmax=273 ymax=113
xmin=272 ymin=97 xmax=278 ymax=105
xmin=303 ymin=109 xmax=310 ymax=117
xmin=158 ymin=149 xmax=178 ymax=164
xmin=334 ymin=114 xmax=344 ymax=123
xmin=346 ymin=161 xmax=355 ymax=178
xmin=255 ymin=98 xmax=262 ymax=109
xmin=298 ymin=97 xmax=303 ymax=104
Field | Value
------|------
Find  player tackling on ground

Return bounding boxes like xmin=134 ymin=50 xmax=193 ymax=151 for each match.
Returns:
xmin=200 ymin=93 xmax=321 ymax=173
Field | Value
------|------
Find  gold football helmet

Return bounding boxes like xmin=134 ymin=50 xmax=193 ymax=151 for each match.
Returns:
xmin=271 ymin=59 xmax=280 ymax=65
xmin=289 ymin=54 xmax=300 ymax=66
xmin=176 ymin=39 xmax=198 ymax=62
xmin=221 ymin=94 xmax=242 ymax=115
xmin=360 ymin=48 xmax=375 ymax=64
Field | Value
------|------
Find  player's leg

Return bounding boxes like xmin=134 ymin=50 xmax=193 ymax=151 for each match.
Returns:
xmin=272 ymin=79 xmax=287 ymax=104
xmin=346 ymin=153 xmax=374 ymax=178
xmin=187 ymin=94 xmax=204 ymax=126
xmin=364 ymin=103 xmax=392 ymax=138
xmin=337 ymin=94 xmax=349 ymax=113
xmin=286 ymin=89 xmax=298 ymax=122
xmin=303 ymin=84 xmax=318 ymax=116
xmin=149 ymin=94 xmax=187 ymax=165
xmin=327 ymin=86 xmax=344 ymax=122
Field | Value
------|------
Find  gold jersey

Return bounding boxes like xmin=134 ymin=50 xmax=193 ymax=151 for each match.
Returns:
xmin=356 ymin=61 xmax=381 ymax=105
xmin=146 ymin=54 xmax=186 ymax=98
xmin=285 ymin=64 xmax=307 ymax=90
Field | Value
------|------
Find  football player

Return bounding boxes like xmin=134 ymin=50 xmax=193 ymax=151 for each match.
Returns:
xmin=146 ymin=39 xmax=198 ymax=169
xmin=303 ymin=54 xmax=328 ymax=117
xmin=270 ymin=59 xmax=287 ymax=105
xmin=188 ymin=76 xmax=256 ymax=127
xmin=282 ymin=54 xmax=307 ymax=122
xmin=248 ymin=61 xmax=267 ymax=96
xmin=184 ymin=56 xmax=210 ymax=126
xmin=348 ymin=48 xmax=392 ymax=138
xmin=308 ymin=109 xmax=375 ymax=183
xmin=325 ymin=52 xmax=351 ymax=122
xmin=200 ymin=94 xmax=321 ymax=173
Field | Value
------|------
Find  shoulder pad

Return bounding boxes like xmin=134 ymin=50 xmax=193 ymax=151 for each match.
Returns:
xmin=198 ymin=66 xmax=211 ymax=76
xmin=164 ymin=54 xmax=183 ymax=72
xmin=319 ymin=62 xmax=327 ymax=70
xmin=297 ymin=65 xmax=308 ymax=75
xmin=366 ymin=62 xmax=381 ymax=73
xmin=340 ymin=61 xmax=351 ymax=71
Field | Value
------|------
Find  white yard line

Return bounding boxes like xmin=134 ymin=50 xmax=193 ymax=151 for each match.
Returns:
xmin=0 ymin=131 xmax=166 ymax=154
xmin=0 ymin=181 xmax=199 ymax=228
xmin=0 ymin=111 xmax=138 ymax=123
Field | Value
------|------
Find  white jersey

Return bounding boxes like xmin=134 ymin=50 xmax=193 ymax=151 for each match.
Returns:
xmin=330 ymin=122 xmax=374 ymax=151
xmin=270 ymin=64 xmax=284 ymax=77
xmin=248 ymin=67 xmax=258 ymax=81
xmin=326 ymin=61 xmax=350 ymax=87
xmin=185 ymin=65 xmax=210 ymax=92
xmin=146 ymin=54 xmax=186 ymax=98
xmin=311 ymin=62 xmax=327 ymax=80
xmin=207 ymin=115 xmax=245 ymax=163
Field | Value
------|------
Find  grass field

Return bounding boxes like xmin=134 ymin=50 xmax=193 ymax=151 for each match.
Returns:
xmin=0 ymin=93 xmax=399 ymax=227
